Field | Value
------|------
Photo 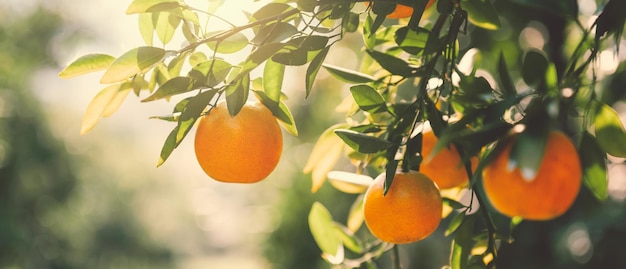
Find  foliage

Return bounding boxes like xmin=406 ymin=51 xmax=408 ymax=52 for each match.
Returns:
xmin=60 ymin=0 xmax=626 ymax=268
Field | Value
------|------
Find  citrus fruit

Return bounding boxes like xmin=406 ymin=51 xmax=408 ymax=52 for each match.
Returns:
xmin=194 ymin=101 xmax=283 ymax=183
xmin=363 ymin=171 xmax=442 ymax=244
xmin=369 ymin=0 xmax=436 ymax=19
xmin=421 ymin=130 xmax=478 ymax=189
xmin=482 ymin=130 xmax=582 ymax=220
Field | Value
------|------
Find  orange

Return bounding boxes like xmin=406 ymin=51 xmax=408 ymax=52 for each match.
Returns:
xmin=368 ymin=0 xmax=436 ymax=19
xmin=194 ymin=101 xmax=283 ymax=183
xmin=421 ymin=130 xmax=478 ymax=189
xmin=482 ymin=130 xmax=582 ymax=220
xmin=363 ymin=171 xmax=442 ymax=244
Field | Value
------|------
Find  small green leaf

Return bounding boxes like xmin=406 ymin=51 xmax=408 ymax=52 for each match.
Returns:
xmin=141 ymin=77 xmax=196 ymax=102
xmin=126 ymin=0 xmax=180 ymax=14
xmin=309 ymin=202 xmax=342 ymax=256
xmin=522 ymin=49 xmax=549 ymax=87
xmin=342 ymin=12 xmax=360 ymax=33
xmin=225 ymin=74 xmax=250 ymax=116
xmin=263 ymin=60 xmax=284 ymax=102
xmin=450 ymin=214 xmax=475 ymax=269
xmin=59 ymin=54 xmax=115 ymax=79
xmin=251 ymin=22 xmax=298 ymax=45
xmin=207 ymin=32 xmax=249 ymax=54
xmin=188 ymin=59 xmax=232 ymax=87
xmin=394 ymin=27 xmax=430 ymax=54
xmin=580 ymin=132 xmax=608 ymax=201
xmin=347 ymin=194 xmax=365 ymax=233
xmin=138 ymin=13 xmax=155 ymax=46
xmin=175 ymin=90 xmax=217 ymax=142
xmin=253 ymin=90 xmax=298 ymax=136
xmin=443 ymin=197 xmax=467 ymax=210
xmin=445 ymin=212 xmax=466 ymax=237
xmin=101 ymin=46 xmax=165 ymax=84
xmin=306 ymin=46 xmax=330 ymax=97
xmin=509 ymin=129 xmax=548 ymax=181
xmin=349 ymin=84 xmax=387 ymax=113
xmin=595 ymin=103 xmax=626 ymax=157
xmin=157 ymin=126 xmax=179 ymax=167
xmin=80 ymin=84 xmax=120 ymax=135
xmin=334 ymin=129 xmax=392 ymax=154
xmin=154 ymin=11 xmax=181 ymax=45
xmin=497 ymin=51 xmax=516 ymax=98
xmin=366 ymin=49 xmax=413 ymax=76
xmin=462 ymin=0 xmax=502 ymax=30
xmin=323 ymin=64 xmax=376 ymax=84
xmin=333 ymin=223 xmax=363 ymax=253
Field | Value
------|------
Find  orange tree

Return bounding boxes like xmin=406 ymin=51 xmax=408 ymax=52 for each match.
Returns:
xmin=59 ymin=0 xmax=626 ymax=268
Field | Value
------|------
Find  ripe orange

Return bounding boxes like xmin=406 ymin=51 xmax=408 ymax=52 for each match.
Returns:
xmin=369 ymin=0 xmax=436 ymax=19
xmin=194 ymin=101 xmax=282 ymax=183
xmin=482 ymin=130 xmax=582 ymax=220
xmin=363 ymin=171 xmax=442 ymax=244
xmin=421 ymin=130 xmax=478 ymax=189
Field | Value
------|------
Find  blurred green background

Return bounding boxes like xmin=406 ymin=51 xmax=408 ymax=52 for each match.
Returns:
xmin=1 ymin=0 xmax=626 ymax=269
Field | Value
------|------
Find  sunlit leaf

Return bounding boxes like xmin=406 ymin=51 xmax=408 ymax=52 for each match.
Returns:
xmin=101 ymin=46 xmax=165 ymax=84
xmin=595 ymin=103 xmax=626 ymax=157
xmin=126 ymin=0 xmax=180 ymax=14
xmin=157 ymin=126 xmax=179 ymax=167
xmin=306 ymin=46 xmax=329 ymax=97
xmin=463 ymin=0 xmax=501 ymax=30
xmin=175 ymin=89 xmax=217 ymax=142
xmin=450 ymin=214 xmax=475 ymax=269
xmin=445 ymin=211 xmax=466 ymax=237
xmin=102 ymin=83 xmax=132 ymax=117
xmin=366 ymin=49 xmax=413 ymax=76
xmin=323 ymin=64 xmax=377 ymax=84
xmin=263 ymin=60 xmax=284 ymax=102
xmin=207 ymin=32 xmax=249 ymax=54
xmin=309 ymin=202 xmax=342 ymax=257
xmin=188 ymin=59 xmax=232 ymax=87
xmin=138 ymin=12 xmax=154 ymax=46
xmin=334 ymin=129 xmax=392 ymax=154
xmin=59 ymin=54 xmax=115 ymax=79
xmin=155 ymin=11 xmax=181 ymax=45
xmin=225 ymin=74 xmax=250 ymax=116
xmin=141 ymin=77 xmax=196 ymax=102
xmin=333 ymin=223 xmax=363 ymax=253
xmin=394 ymin=26 xmax=430 ymax=54
xmin=327 ymin=171 xmax=373 ymax=194
xmin=347 ymin=194 xmax=365 ymax=233
xmin=80 ymin=84 xmax=120 ymax=135
xmin=253 ymin=90 xmax=298 ymax=136
xmin=349 ymin=84 xmax=387 ymax=114
xmin=251 ymin=22 xmax=298 ymax=45
xmin=304 ymin=124 xmax=348 ymax=192
xmin=580 ymin=132 xmax=608 ymax=201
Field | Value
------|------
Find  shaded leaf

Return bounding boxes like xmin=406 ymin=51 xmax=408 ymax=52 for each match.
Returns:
xmin=141 ymin=76 xmax=196 ymax=102
xmin=333 ymin=223 xmax=363 ymax=253
xmin=225 ymin=74 xmax=250 ymax=116
xmin=509 ymin=128 xmax=548 ymax=181
xmin=450 ymin=214 xmax=475 ymax=269
xmin=157 ymin=125 xmax=179 ymax=166
xmin=366 ymin=49 xmax=413 ymax=76
xmin=463 ymin=0 xmax=501 ymax=30
xmin=306 ymin=46 xmax=330 ymax=97
xmin=101 ymin=46 xmax=165 ymax=84
xmin=59 ymin=54 xmax=115 ymax=79
xmin=445 ymin=212 xmax=466 ymax=237
xmin=394 ymin=26 xmax=430 ymax=54
xmin=521 ymin=49 xmax=548 ymax=87
xmin=253 ymin=90 xmax=298 ymax=136
xmin=580 ymin=132 xmax=608 ymax=201
xmin=207 ymin=31 xmax=249 ymax=54
xmin=334 ymin=129 xmax=392 ymax=154
xmin=175 ymin=89 xmax=217 ymax=143
xmin=323 ymin=64 xmax=376 ymax=84
xmin=154 ymin=11 xmax=181 ymax=45
xmin=251 ymin=22 xmax=298 ymax=45
xmin=304 ymin=124 xmax=348 ymax=192
xmin=497 ymin=51 xmax=516 ymax=98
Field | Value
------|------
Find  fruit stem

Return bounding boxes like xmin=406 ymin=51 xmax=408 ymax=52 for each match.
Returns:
xmin=391 ymin=244 xmax=403 ymax=269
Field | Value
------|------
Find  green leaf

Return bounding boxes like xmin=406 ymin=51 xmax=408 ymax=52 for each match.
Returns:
xmin=509 ymin=128 xmax=549 ymax=181
xmin=263 ymin=60 xmax=284 ymax=102
xmin=323 ymin=64 xmax=376 ymax=84
xmin=443 ymin=197 xmax=467 ymax=210
xmin=167 ymin=52 xmax=188 ymax=77
xmin=366 ymin=49 xmax=413 ymax=76
xmin=462 ymin=0 xmax=501 ymax=30
xmin=497 ymin=51 xmax=516 ymax=98
xmin=157 ymin=126 xmax=179 ymax=167
xmin=188 ymin=59 xmax=232 ymax=87
xmin=342 ymin=12 xmax=360 ymax=33
xmin=225 ymin=74 xmax=250 ymax=116
xmin=394 ymin=27 xmax=430 ymax=54
xmin=101 ymin=46 xmax=165 ymax=84
xmin=347 ymin=194 xmax=365 ymax=233
xmin=250 ymin=3 xmax=297 ymax=24
xmin=308 ymin=202 xmax=342 ymax=257
xmin=445 ymin=212 xmax=466 ymax=237
xmin=333 ymin=223 xmax=363 ymax=253
xmin=306 ymin=46 xmax=330 ymax=97
xmin=207 ymin=32 xmax=249 ymax=54
xmin=251 ymin=22 xmax=298 ymax=45
xmin=141 ymin=77 xmax=196 ymax=102
xmin=521 ymin=49 xmax=548 ymax=87
xmin=595 ymin=103 xmax=626 ymax=157
xmin=580 ymin=132 xmax=608 ymax=201
xmin=126 ymin=0 xmax=180 ymax=14
xmin=253 ymin=90 xmax=298 ymax=136
xmin=154 ymin=11 xmax=181 ymax=45
xmin=334 ymin=129 xmax=392 ymax=154
xmin=138 ymin=13 xmax=155 ymax=46
xmin=80 ymin=84 xmax=120 ymax=135
xmin=272 ymin=48 xmax=308 ymax=66
xmin=349 ymin=84 xmax=387 ymax=113
xmin=176 ymin=90 xmax=217 ymax=143
xmin=450 ymin=214 xmax=475 ymax=269
xmin=59 ymin=54 xmax=115 ymax=79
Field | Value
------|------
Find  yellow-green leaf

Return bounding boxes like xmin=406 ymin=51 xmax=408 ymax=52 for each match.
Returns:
xmin=126 ymin=0 xmax=180 ymax=14
xmin=58 ymin=54 xmax=115 ymax=79
xmin=595 ymin=103 xmax=626 ymax=157
xmin=327 ymin=171 xmax=373 ymax=194
xmin=100 ymin=46 xmax=165 ymax=84
xmin=303 ymin=124 xmax=348 ymax=192
xmin=308 ymin=202 xmax=343 ymax=260
xmin=80 ymin=84 xmax=120 ymax=135
xmin=102 ymin=83 xmax=132 ymax=117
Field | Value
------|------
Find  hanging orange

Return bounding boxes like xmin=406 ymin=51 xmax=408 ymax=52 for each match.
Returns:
xmin=368 ymin=0 xmax=436 ymax=19
xmin=194 ymin=101 xmax=283 ymax=183
xmin=482 ymin=130 xmax=582 ymax=220
xmin=421 ymin=130 xmax=478 ymax=189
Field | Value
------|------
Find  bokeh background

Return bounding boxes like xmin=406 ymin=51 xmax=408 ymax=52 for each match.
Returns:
xmin=1 ymin=0 xmax=625 ymax=268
